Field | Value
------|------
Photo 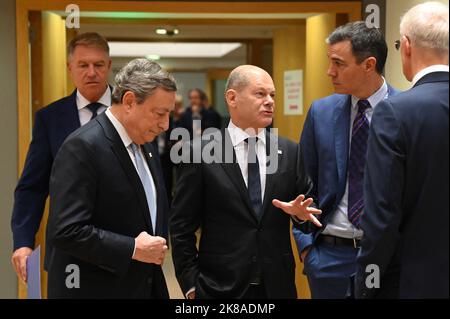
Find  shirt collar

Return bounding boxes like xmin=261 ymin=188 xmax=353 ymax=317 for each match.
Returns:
xmin=76 ymin=86 xmax=112 ymax=110
xmin=351 ymin=77 xmax=388 ymax=110
xmin=412 ymin=65 xmax=449 ymax=86
xmin=227 ymin=120 xmax=266 ymax=147
xmin=105 ymin=108 xmax=133 ymax=149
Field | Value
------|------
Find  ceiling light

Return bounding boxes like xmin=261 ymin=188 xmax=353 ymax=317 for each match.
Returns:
xmin=155 ymin=27 xmax=179 ymax=36
xmin=155 ymin=28 xmax=167 ymax=35
xmin=109 ymin=42 xmax=242 ymax=58
xmin=146 ymin=54 xmax=161 ymax=60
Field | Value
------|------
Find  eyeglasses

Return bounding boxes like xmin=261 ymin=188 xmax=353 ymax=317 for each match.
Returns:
xmin=395 ymin=40 xmax=401 ymax=51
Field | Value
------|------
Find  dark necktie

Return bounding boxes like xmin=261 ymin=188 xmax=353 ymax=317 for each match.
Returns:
xmin=348 ymin=99 xmax=371 ymax=228
xmin=86 ymin=102 xmax=103 ymax=120
xmin=246 ymin=137 xmax=262 ymax=219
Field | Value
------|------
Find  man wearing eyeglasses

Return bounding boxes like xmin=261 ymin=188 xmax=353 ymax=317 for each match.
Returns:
xmin=355 ymin=2 xmax=449 ymax=299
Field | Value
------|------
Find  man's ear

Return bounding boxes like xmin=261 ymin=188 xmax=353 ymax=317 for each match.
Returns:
xmin=364 ymin=57 xmax=377 ymax=72
xmin=122 ymin=91 xmax=136 ymax=112
xmin=225 ymin=89 xmax=237 ymax=109
xmin=403 ymin=35 xmax=412 ymax=57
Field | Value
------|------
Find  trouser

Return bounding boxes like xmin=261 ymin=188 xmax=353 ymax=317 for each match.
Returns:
xmin=303 ymin=237 xmax=359 ymax=299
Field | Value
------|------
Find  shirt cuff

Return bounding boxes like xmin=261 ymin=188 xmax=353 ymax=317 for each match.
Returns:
xmin=292 ymin=215 xmax=307 ymax=224
xmin=132 ymin=238 xmax=137 ymax=259
xmin=186 ymin=287 xmax=195 ymax=299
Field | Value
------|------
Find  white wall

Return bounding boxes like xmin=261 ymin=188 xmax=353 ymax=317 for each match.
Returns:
xmin=385 ymin=0 xmax=449 ymax=90
xmin=0 ymin=0 xmax=18 ymax=298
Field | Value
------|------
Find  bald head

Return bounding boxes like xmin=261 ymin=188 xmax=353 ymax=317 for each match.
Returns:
xmin=225 ymin=65 xmax=275 ymax=132
xmin=226 ymin=65 xmax=272 ymax=92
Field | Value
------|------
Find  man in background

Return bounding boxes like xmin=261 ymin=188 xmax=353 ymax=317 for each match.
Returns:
xmin=355 ymin=1 xmax=449 ymax=298
xmin=11 ymin=32 xmax=112 ymax=282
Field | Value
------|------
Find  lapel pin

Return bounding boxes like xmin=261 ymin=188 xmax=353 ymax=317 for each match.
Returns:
xmin=278 ymin=150 xmax=283 ymax=155
xmin=148 ymin=152 xmax=153 ymax=158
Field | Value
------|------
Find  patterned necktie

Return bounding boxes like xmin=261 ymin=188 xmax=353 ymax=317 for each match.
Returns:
xmin=86 ymin=102 xmax=103 ymax=120
xmin=246 ymin=137 xmax=262 ymax=219
xmin=131 ymin=143 xmax=157 ymax=233
xmin=348 ymin=99 xmax=371 ymax=228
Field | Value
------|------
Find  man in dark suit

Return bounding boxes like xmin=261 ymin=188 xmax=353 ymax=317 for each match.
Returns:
xmin=292 ymin=21 xmax=400 ymax=298
xmin=11 ymin=32 xmax=112 ymax=282
xmin=177 ymin=88 xmax=221 ymax=139
xmin=170 ymin=65 xmax=322 ymax=299
xmin=46 ymin=58 xmax=177 ymax=298
xmin=355 ymin=2 xmax=449 ymax=299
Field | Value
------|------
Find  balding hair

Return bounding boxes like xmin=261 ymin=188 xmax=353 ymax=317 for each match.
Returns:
xmin=400 ymin=1 xmax=449 ymax=54
xmin=225 ymin=69 xmax=250 ymax=92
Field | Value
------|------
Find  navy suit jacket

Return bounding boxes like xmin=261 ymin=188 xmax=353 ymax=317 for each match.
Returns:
xmin=292 ymin=84 xmax=399 ymax=254
xmin=355 ymin=72 xmax=449 ymax=299
xmin=11 ymin=90 xmax=80 ymax=251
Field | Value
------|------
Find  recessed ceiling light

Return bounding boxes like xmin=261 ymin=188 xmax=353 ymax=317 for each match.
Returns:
xmin=109 ymin=42 xmax=242 ymax=58
xmin=146 ymin=54 xmax=161 ymax=60
xmin=155 ymin=27 xmax=179 ymax=36
xmin=155 ymin=28 xmax=167 ymax=35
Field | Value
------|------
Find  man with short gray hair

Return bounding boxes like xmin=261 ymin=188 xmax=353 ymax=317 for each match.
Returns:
xmin=355 ymin=1 xmax=449 ymax=298
xmin=46 ymin=58 xmax=177 ymax=298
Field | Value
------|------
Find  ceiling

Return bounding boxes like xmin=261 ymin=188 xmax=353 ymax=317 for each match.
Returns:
xmin=61 ymin=11 xmax=315 ymax=71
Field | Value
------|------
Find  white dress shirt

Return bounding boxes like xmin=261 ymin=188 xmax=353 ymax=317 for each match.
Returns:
xmin=105 ymin=108 xmax=158 ymax=257
xmin=412 ymin=65 xmax=449 ymax=86
xmin=77 ymin=86 xmax=111 ymax=126
xmin=322 ymin=78 xmax=389 ymax=240
xmin=227 ymin=120 xmax=267 ymax=201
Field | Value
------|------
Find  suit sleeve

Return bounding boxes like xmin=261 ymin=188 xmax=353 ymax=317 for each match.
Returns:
xmin=169 ymin=143 xmax=202 ymax=294
xmin=11 ymin=110 xmax=52 ymax=250
xmin=292 ymin=104 xmax=318 ymax=252
xmin=47 ymin=136 xmax=134 ymax=277
xmin=355 ymin=99 xmax=406 ymax=298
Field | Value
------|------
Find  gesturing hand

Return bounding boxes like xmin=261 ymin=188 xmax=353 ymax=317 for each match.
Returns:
xmin=272 ymin=194 xmax=322 ymax=227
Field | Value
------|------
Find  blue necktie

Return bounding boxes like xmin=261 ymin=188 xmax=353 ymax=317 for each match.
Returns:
xmin=246 ymin=137 xmax=262 ymax=219
xmin=348 ymin=100 xmax=371 ymax=228
xmin=131 ymin=143 xmax=157 ymax=233
xmin=86 ymin=102 xmax=103 ymax=120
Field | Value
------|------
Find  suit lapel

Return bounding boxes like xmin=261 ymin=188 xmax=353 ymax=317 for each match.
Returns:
xmin=56 ymin=90 xmax=81 ymax=144
xmin=334 ymin=95 xmax=352 ymax=202
xmin=219 ymin=130 xmax=258 ymax=222
xmin=97 ymin=113 xmax=152 ymax=231
xmin=261 ymin=131 xmax=282 ymax=220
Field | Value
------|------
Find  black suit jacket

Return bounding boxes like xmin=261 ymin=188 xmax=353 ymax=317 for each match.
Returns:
xmin=46 ymin=112 xmax=170 ymax=298
xmin=355 ymin=72 xmax=449 ymax=298
xmin=170 ymin=129 xmax=314 ymax=298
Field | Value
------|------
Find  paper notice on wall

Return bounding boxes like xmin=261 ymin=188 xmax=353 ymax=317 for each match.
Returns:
xmin=284 ymin=69 xmax=303 ymax=115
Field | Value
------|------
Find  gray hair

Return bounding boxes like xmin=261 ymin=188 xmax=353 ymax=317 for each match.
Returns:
xmin=225 ymin=69 xmax=250 ymax=92
xmin=112 ymin=58 xmax=177 ymax=104
xmin=400 ymin=1 xmax=449 ymax=53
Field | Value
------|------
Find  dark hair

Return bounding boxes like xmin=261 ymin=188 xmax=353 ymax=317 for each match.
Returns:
xmin=68 ymin=32 xmax=110 ymax=58
xmin=188 ymin=88 xmax=208 ymax=103
xmin=327 ymin=21 xmax=388 ymax=74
